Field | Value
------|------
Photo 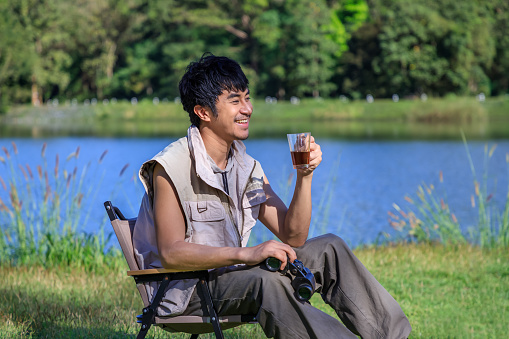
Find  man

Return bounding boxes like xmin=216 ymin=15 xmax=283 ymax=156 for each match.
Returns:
xmin=133 ymin=54 xmax=411 ymax=338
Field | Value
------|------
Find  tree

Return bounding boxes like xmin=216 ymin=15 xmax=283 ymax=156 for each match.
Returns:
xmin=151 ymin=0 xmax=340 ymax=99
xmin=8 ymin=0 xmax=75 ymax=104
xmin=67 ymin=0 xmax=147 ymax=100
xmin=280 ymin=0 xmax=338 ymax=98
xmin=336 ymin=20 xmax=384 ymax=98
xmin=339 ymin=0 xmax=497 ymax=97
xmin=489 ymin=1 xmax=509 ymax=95
xmin=2 ymin=0 xmax=504 ymax=103
xmin=0 ymin=1 xmax=33 ymax=109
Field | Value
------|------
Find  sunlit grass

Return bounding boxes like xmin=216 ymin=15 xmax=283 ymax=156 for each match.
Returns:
xmin=356 ymin=243 xmax=509 ymax=338
xmin=1 ymin=244 xmax=507 ymax=338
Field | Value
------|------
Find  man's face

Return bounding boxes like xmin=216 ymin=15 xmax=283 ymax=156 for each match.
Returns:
xmin=209 ymin=88 xmax=253 ymax=143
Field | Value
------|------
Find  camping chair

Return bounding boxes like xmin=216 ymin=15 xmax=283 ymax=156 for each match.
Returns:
xmin=104 ymin=201 xmax=258 ymax=339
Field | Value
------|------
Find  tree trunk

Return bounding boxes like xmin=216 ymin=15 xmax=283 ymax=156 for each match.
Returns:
xmin=31 ymin=75 xmax=40 ymax=106
xmin=105 ymin=40 xmax=117 ymax=79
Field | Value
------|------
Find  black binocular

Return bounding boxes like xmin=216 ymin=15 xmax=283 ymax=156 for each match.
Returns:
xmin=264 ymin=257 xmax=316 ymax=302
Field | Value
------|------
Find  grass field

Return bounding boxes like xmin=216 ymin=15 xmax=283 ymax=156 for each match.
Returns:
xmin=1 ymin=243 xmax=508 ymax=338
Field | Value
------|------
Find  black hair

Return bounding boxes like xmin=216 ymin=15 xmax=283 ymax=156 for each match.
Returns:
xmin=179 ymin=53 xmax=249 ymax=127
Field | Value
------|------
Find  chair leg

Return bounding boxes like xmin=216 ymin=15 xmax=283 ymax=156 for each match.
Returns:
xmin=136 ymin=325 xmax=150 ymax=339
xmin=198 ymin=277 xmax=224 ymax=339
xmin=136 ymin=275 xmax=172 ymax=339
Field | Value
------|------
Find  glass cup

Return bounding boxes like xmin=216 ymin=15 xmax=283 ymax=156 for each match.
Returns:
xmin=287 ymin=132 xmax=311 ymax=169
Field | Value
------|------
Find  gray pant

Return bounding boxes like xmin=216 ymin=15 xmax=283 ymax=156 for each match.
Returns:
xmin=183 ymin=234 xmax=411 ymax=338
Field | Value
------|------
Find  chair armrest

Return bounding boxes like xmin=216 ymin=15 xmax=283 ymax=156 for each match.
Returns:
xmin=128 ymin=268 xmax=210 ymax=284
xmin=128 ymin=268 xmax=182 ymax=276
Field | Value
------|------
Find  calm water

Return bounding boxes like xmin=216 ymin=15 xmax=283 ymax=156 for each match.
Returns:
xmin=1 ymin=137 xmax=508 ymax=247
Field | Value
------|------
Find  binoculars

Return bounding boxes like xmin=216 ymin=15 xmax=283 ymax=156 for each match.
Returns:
xmin=264 ymin=257 xmax=316 ymax=302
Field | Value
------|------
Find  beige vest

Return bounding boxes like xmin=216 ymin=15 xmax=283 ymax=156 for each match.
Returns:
xmin=133 ymin=125 xmax=266 ymax=316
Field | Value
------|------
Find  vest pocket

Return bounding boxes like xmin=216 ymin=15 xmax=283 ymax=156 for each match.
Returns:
xmin=187 ymin=200 xmax=228 ymax=246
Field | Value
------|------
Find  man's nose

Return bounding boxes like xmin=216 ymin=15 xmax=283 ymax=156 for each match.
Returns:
xmin=240 ymin=101 xmax=253 ymax=114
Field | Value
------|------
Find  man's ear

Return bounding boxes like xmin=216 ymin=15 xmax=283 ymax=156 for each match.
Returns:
xmin=193 ymin=105 xmax=212 ymax=122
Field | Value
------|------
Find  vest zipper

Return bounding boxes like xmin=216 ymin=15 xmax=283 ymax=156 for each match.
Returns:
xmin=220 ymin=190 xmax=240 ymax=247
xmin=222 ymin=172 xmax=229 ymax=195
xmin=220 ymin=171 xmax=240 ymax=246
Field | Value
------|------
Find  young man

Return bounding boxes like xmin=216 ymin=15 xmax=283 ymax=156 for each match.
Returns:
xmin=133 ymin=54 xmax=411 ymax=338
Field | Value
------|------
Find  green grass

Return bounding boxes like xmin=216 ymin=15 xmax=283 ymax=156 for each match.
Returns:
xmin=1 ymin=244 xmax=507 ymax=338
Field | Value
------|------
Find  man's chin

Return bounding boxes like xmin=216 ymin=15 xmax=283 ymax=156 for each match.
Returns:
xmin=235 ymin=129 xmax=250 ymax=140
xmin=238 ymin=133 xmax=249 ymax=140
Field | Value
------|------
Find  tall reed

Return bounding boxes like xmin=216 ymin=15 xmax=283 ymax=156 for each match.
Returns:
xmin=0 ymin=142 xmax=127 ymax=271
xmin=309 ymin=154 xmax=343 ymax=238
xmin=389 ymin=135 xmax=509 ymax=248
xmin=247 ymin=154 xmax=343 ymax=246
xmin=389 ymin=178 xmax=465 ymax=245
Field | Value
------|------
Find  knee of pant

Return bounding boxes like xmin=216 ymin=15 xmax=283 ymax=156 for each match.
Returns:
xmin=314 ymin=233 xmax=349 ymax=250
xmin=316 ymin=234 xmax=353 ymax=259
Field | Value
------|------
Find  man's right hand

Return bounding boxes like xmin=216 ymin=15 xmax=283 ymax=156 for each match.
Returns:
xmin=239 ymin=240 xmax=297 ymax=270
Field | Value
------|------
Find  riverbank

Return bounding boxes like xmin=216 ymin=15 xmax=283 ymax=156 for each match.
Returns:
xmin=2 ymin=96 xmax=509 ymax=139
xmin=1 ymin=243 xmax=507 ymax=338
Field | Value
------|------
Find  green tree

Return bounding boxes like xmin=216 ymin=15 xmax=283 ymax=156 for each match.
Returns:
xmin=489 ymin=1 xmax=509 ymax=95
xmin=0 ymin=1 xmax=33 ymax=110
xmin=8 ymin=0 xmax=75 ymax=104
xmin=327 ymin=0 xmax=369 ymax=57
xmin=336 ymin=20 xmax=383 ymax=98
xmin=281 ymin=0 xmax=338 ymax=98
xmin=339 ymin=0 xmax=497 ymax=97
xmin=153 ymin=0 xmax=340 ymax=99
xmin=66 ymin=0 xmax=147 ymax=100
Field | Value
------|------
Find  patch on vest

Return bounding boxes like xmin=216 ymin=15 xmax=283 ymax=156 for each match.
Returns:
xmin=244 ymin=177 xmax=266 ymax=206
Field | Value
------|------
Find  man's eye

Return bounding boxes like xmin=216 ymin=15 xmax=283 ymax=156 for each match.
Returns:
xmin=246 ymin=97 xmax=250 ymax=101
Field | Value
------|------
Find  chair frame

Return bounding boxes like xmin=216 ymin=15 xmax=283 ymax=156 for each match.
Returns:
xmin=104 ymin=201 xmax=257 ymax=339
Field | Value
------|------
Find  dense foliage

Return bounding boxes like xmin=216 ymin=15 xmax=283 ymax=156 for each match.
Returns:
xmin=0 ymin=0 xmax=508 ymax=107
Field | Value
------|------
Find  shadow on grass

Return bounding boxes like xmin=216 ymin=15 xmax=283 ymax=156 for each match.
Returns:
xmin=0 ymin=284 xmax=141 ymax=338
xmin=0 ymin=282 xmax=265 ymax=339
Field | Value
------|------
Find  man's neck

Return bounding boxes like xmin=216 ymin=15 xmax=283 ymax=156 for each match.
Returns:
xmin=199 ymin=126 xmax=232 ymax=170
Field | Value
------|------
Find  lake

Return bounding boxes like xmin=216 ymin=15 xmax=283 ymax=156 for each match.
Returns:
xmin=1 ymin=136 xmax=508 ymax=248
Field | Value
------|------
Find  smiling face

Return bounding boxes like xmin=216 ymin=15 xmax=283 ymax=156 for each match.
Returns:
xmin=204 ymin=88 xmax=253 ymax=144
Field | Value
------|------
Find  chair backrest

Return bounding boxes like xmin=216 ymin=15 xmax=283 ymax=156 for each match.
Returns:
xmin=104 ymin=201 xmax=151 ymax=307
xmin=111 ymin=218 xmax=139 ymax=270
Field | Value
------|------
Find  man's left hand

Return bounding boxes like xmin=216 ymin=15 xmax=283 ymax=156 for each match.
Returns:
xmin=299 ymin=135 xmax=322 ymax=176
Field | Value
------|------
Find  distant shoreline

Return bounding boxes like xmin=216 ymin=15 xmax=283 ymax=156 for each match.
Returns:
xmin=2 ymin=96 xmax=509 ymax=140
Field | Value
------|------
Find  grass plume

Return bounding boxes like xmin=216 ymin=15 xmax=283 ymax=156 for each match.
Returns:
xmin=389 ymin=136 xmax=509 ymax=248
xmin=0 ymin=142 xmax=127 ymax=271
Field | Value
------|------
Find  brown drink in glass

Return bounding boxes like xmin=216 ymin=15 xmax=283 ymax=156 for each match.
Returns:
xmin=287 ymin=132 xmax=311 ymax=169
xmin=291 ymin=151 xmax=310 ymax=168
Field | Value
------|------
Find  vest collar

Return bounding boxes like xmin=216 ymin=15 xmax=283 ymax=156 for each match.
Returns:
xmin=187 ymin=125 xmax=254 ymax=192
